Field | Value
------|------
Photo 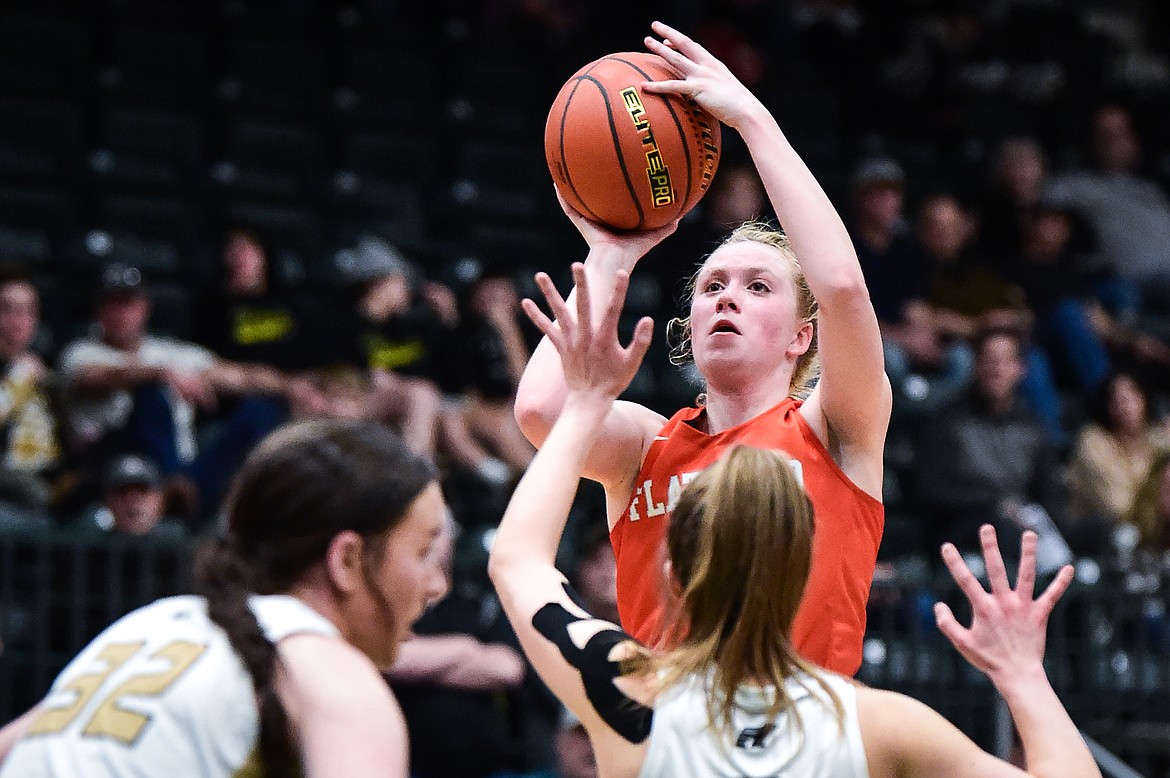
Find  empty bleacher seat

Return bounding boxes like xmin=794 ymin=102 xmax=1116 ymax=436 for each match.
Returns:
xmin=0 ymin=99 xmax=82 ymax=183
xmin=214 ymin=118 xmax=322 ymax=199
xmin=0 ymin=13 xmax=89 ymax=97
xmin=339 ymin=130 xmax=440 ymax=191
xmin=0 ymin=186 xmax=74 ymax=262
xmin=218 ymin=37 xmax=324 ymax=116
xmin=90 ymin=108 xmax=204 ymax=191
xmin=100 ymin=26 xmax=210 ymax=108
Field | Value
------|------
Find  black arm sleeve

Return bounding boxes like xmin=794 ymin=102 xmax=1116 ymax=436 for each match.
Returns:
xmin=531 ymin=584 xmax=653 ymax=744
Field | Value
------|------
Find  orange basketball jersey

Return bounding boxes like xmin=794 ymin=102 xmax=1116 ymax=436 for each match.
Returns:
xmin=611 ymin=397 xmax=883 ymax=675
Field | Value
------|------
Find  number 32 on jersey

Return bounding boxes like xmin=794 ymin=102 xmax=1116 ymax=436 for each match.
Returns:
xmin=27 ymin=640 xmax=206 ymax=745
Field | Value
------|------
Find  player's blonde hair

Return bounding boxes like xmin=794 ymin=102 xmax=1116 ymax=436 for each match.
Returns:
xmin=667 ymin=222 xmax=820 ymax=400
xmin=622 ymin=445 xmax=843 ymax=747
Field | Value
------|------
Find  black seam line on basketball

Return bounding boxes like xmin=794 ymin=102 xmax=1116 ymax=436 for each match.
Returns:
xmin=579 ymin=73 xmax=645 ymax=229
xmin=609 ymin=56 xmax=693 ymax=212
xmin=559 ymin=76 xmax=607 ymax=225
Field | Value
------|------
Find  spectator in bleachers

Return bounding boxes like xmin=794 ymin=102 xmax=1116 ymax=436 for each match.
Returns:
xmin=0 ymin=270 xmax=61 ymax=512
xmin=912 ymin=328 xmax=1069 ymax=557
xmin=330 ymin=234 xmax=444 ymax=459
xmin=437 ymin=269 xmax=535 ymax=492
xmin=71 ymin=454 xmax=185 ymax=539
xmin=194 ymin=228 xmax=325 ymax=373
xmin=386 ymin=519 xmax=527 ymax=778
xmin=1123 ymin=449 xmax=1170 ymax=559
xmin=978 ymin=136 xmax=1050 ymax=261
xmin=1069 ymin=370 xmax=1170 ymax=529
xmin=1001 ymin=200 xmax=1111 ymax=401
xmin=917 ymin=192 xmax=1067 ymax=442
xmin=1047 ymin=104 xmax=1170 ymax=330
xmin=849 ymin=157 xmax=973 ymax=420
xmin=57 ymin=263 xmax=323 ymax=522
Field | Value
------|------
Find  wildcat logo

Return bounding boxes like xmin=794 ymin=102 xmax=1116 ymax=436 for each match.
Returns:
xmin=620 ymin=87 xmax=675 ymax=208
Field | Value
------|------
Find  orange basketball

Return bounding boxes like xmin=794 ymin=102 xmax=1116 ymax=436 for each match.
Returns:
xmin=545 ymin=52 xmax=722 ymax=232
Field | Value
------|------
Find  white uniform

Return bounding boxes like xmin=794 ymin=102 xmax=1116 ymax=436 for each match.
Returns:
xmin=640 ymin=671 xmax=870 ymax=778
xmin=0 ymin=594 xmax=338 ymax=778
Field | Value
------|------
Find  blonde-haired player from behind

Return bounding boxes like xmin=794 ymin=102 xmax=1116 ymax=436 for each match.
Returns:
xmin=0 ymin=419 xmax=448 ymax=777
xmin=490 ymin=263 xmax=1100 ymax=778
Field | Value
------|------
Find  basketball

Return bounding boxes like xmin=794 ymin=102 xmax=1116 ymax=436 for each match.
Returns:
xmin=544 ymin=52 xmax=722 ymax=232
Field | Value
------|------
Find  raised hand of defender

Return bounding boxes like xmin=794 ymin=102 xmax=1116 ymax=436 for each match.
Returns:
xmin=641 ymin=20 xmax=762 ymax=130
xmin=522 ymin=262 xmax=653 ymax=403
xmin=934 ymin=525 xmax=1074 ymax=684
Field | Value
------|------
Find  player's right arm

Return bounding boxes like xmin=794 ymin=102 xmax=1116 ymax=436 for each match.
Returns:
xmin=276 ymin=633 xmax=410 ymax=778
xmin=514 ymin=211 xmax=673 ymax=488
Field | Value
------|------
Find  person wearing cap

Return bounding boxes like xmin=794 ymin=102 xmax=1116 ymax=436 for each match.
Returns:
xmin=848 ymin=156 xmax=975 ymax=423
xmin=327 ymin=234 xmax=447 ymax=459
xmin=56 ymin=263 xmax=326 ymax=523
xmin=72 ymin=454 xmax=185 ymax=539
xmin=0 ymin=267 xmax=61 ymax=513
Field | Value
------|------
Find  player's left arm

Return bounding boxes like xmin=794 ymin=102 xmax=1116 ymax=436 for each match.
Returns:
xmin=0 ymin=706 xmax=40 ymax=763
xmin=489 ymin=263 xmax=655 ymax=748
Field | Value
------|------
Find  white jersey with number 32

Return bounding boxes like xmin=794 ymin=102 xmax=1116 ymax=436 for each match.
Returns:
xmin=0 ymin=593 xmax=338 ymax=778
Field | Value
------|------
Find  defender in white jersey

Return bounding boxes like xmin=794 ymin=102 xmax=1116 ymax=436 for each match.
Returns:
xmin=0 ymin=419 xmax=448 ymax=777
xmin=490 ymin=230 xmax=1101 ymax=777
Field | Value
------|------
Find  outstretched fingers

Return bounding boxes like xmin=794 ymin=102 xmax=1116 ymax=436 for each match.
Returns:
xmin=940 ymin=541 xmax=987 ymax=607
xmin=625 ymin=315 xmax=655 ymax=366
xmin=523 ymin=272 xmax=572 ymax=346
xmin=933 ymin=602 xmax=969 ymax=650
xmin=1035 ymin=564 xmax=1075 ymax=619
xmin=650 ymin=21 xmax=709 ymax=63
xmin=521 ymin=297 xmax=560 ymax=344
xmin=979 ymin=524 xmax=1011 ymax=595
xmin=643 ymin=35 xmax=691 ymax=77
xmin=595 ymin=269 xmax=630 ymax=342
xmin=1015 ymin=530 xmax=1038 ymax=599
xmin=570 ymin=263 xmax=591 ymax=337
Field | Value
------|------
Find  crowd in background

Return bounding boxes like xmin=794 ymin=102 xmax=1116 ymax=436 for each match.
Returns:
xmin=2 ymin=0 xmax=1170 ymax=776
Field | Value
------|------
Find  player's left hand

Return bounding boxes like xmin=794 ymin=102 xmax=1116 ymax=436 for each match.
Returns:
xmin=641 ymin=20 xmax=763 ymax=130
xmin=521 ymin=262 xmax=652 ymax=404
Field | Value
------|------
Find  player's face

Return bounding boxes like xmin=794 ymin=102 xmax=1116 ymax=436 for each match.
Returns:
xmin=689 ymin=243 xmax=804 ymax=385
xmin=367 ymin=483 xmax=448 ymax=665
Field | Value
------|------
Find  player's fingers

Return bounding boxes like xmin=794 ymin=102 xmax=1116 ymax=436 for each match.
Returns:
xmin=1016 ymin=530 xmax=1038 ymax=598
xmin=570 ymin=263 xmax=591 ymax=336
xmin=1035 ymin=564 xmax=1075 ymax=617
xmin=933 ymin=602 xmax=969 ymax=648
xmin=940 ymin=541 xmax=988 ymax=605
xmin=640 ymin=78 xmax=693 ymax=97
xmin=643 ymin=36 xmax=692 ymax=75
xmin=979 ymin=524 xmax=1011 ymax=596
xmin=597 ymin=269 xmax=630 ymax=340
xmin=651 ymin=21 xmax=708 ymax=62
xmin=534 ymin=271 xmax=571 ymax=323
xmin=626 ymin=316 xmax=654 ymax=366
xmin=521 ymin=298 xmax=561 ymax=346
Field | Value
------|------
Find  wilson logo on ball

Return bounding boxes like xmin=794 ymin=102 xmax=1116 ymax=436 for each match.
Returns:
xmin=620 ymin=87 xmax=675 ymax=209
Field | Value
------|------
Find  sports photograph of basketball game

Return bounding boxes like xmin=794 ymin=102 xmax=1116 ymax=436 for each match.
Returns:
xmin=0 ymin=2 xmax=1167 ymax=776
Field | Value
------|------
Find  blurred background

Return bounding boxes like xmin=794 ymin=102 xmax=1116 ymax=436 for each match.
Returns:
xmin=1 ymin=0 xmax=1169 ymax=775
